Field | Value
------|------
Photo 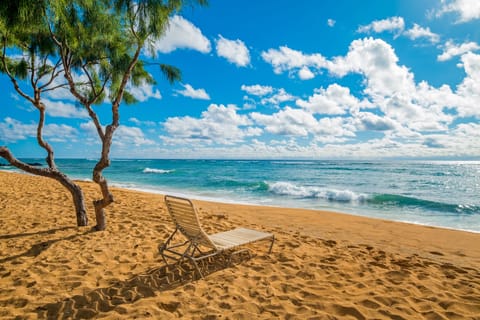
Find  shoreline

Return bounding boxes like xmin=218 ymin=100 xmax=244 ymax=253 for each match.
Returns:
xmin=5 ymin=167 xmax=480 ymax=234
xmin=118 ymin=182 xmax=480 ymax=235
xmin=1 ymin=171 xmax=480 ymax=319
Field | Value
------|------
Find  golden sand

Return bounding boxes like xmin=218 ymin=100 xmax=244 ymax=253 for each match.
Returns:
xmin=1 ymin=171 xmax=479 ymax=319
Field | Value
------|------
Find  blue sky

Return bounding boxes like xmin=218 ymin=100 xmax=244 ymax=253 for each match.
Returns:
xmin=1 ymin=0 xmax=480 ymax=159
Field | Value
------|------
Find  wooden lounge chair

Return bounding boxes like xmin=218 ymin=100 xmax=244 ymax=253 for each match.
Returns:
xmin=159 ymin=195 xmax=275 ymax=278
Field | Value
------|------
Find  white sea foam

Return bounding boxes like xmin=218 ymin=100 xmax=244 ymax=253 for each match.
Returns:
xmin=142 ymin=168 xmax=175 ymax=174
xmin=268 ymin=181 xmax=368 ymax=202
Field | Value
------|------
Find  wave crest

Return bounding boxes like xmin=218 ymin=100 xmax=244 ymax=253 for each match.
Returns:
xmin=142 ymin=168 xmax=175 ymax=174
xmin=268 ymin=182 xmax=368 ymax=202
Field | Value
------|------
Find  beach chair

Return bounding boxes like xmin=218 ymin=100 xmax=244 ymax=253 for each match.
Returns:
xmin=159 ymin=195 xmax=275 ymax=279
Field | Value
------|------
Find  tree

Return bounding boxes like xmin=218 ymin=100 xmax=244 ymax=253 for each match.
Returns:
xmin=0 ymin=0 xmax=88 ymax=226
xmin=50 ymin=0 xmax=206 ymax=231
xmin=1 ymin=0 xmax=206 ymax=231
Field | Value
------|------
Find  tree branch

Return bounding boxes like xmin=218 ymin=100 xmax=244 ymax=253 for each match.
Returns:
xmin=0 ymin=146 xmax=52 ymax=177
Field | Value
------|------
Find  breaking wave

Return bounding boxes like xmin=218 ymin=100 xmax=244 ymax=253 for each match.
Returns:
xmin=267 ymin=181 xmax=368 ymax=202
xmin=142 ymin=168 xmax=175 ymax=174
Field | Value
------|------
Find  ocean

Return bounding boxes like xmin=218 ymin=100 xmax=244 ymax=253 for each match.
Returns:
xmin=1 ymin=159 xmax=480 ymax=233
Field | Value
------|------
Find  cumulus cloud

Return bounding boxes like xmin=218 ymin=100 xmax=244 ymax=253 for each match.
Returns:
xmin=45 ymin=100 xmax=89 ymax=118
xmin=436 ymin=0 xmax=480 ymax=22
xmin=261 ymin=46 xmax=328 ymax=79
xmin=128 ymin=117 xmax=156 ymax=127
xmin=260 ymin=36 xmax=465 ymax=136
xmin=354 ymin=112 xmax=397 ymax=131
xmin=261 ymin=88 xmax=296 ymax=106
xmin=150 ymin=15 xmax=211 ymax=54
xmin=126 ymin=80 xmax=162 ymax=102
xmin=175 ymin=84 xmax=210 ymax=100
xmin=437 ymin=40 xmax=480 ymax=61
xmin=162 ymin=104 xmax=261 ymax=145
xmin=329 ymin=38 xmax=415 ymax=97
xmin=298 ymin=67 xmax=315 ymax=80
xmin=216 ymin=35 xmax=250 ymax=67
xmin=242 ymin=85 xmax=295 ymax=107
xmin=357 ymin=17 xmax=405 ymax=37
xmin=251 ymin=107 xmax=318 ymax=136
xmin=404 ymin=24 xmax=440 ymax=43
xmin=241 ymin=84 xmax=274 ymax=96
xmin=296 ymin=84 xmax=361 ymax=115
xmin=0 ymin=117 xmax=78 ymax=143
xmin=113 ymin=126 xmax=155 ymax=147
xmin=358 ymin=18 xmax=439 ymax=43
xmin=0 ymin=117 xmax=37 ymax=143
xmin=455 ymin=52 xmax=480 ymax=117
xmin=251 ymin=107 xmax=355 ymax=138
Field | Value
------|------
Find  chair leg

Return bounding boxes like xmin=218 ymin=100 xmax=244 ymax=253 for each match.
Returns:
xmin=189 ymin=257 xmax=204 ymax=279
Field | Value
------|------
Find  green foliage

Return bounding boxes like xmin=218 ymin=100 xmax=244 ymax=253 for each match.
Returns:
xmin=122 ymin=91 xmax=139 ymax=105
xmin=14 ymin=59 xmax=29 ymax=79
xmin=1 ymin=0 xmax=208 ymax=107
xmin=160 ymin=64 xmax=181 ymax=84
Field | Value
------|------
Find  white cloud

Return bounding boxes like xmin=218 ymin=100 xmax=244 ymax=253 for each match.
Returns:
xmin=216 ymin=35 xmax=250 ymax=67
xmin=251 ymin=107 xmax=355 ymax=139
xmin=43 ymin=124 xmax=79 ymax=142
xmin=129 ymin=117 xmax=156 ymax=126
xmin=357 ymin=18 xmax=438 ymax=43
xmin=316 ymin=117 xmax=356 ymax=138
xmin=162 ymin=104 xmax=261 ymax=145
xmin=296 ymin=84 xmax=362 ymax=115
xmin=404 ymin=24 xmax=440 ymax=43
xmin=261 ymin=46 xmax=328 ymax=78
xmin=241 ymin=84 xmax=274 ymax=96
xmin=437 ymin=40 xmax=480 ymax=61
xmin=455 ymin=52 xmax=480 ymax=117
xmin=261 ymin=88 xmax=296 ymax=106
xmin=0 ymin=117 xmax=37 ymax=142
xmin=251 ymin=107 xmax=317 ymax=136
xmin=80 ymin=122 xmax=155 ymax=147
xmin=298 ymin=67 xmax=315 ymax=80
xmin=354 ymin=112 xmax=397 ymax=131
xmin=327 ymin=19 xmax=336 ymax=27
xmin=329 ymin=38 xmax=415 ymax=97
xmin=436 ymin=0 xmax=480 ymax=22
xmin=150 ymin=15 xmax=211 ymax=54
xmin=260 ymin=37 xmax=479 ymax=146
xmin=45 ymin=99 xmax=89 ymax=118
xmin=113 ymin=126 xmax=155 ymax=147
xmin=0 ymin=117 xmax=78 ymax=143
xmin=175 ymin=84 xmax=210 ymax=100
xmin=357 ymin=17 xmax=405 ymax=37
xmin=242 ymin=85 xmax=295 ymax=107
xmin=127 ymin=80 xmax=162 ymax=102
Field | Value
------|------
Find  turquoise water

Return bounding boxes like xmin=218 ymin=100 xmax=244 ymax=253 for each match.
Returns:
xmin=2 ymin=159 xmax=480 ymax=233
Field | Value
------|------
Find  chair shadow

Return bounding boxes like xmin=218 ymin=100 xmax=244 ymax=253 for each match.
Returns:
xmin=35 ymin=252 xmax=251 ymax=319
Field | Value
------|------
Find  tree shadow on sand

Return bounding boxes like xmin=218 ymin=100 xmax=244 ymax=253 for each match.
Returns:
xmin=0 ymin=229 xmax=91 ymax=265
xmin=35 ymin=252 xmax=251 ymax=319
xmin=0 ymin=226 xmax=77 ymax=240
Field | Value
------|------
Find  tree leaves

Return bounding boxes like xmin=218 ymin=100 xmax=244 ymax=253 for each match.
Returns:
xmin=160 ymin=63 xmax=181 ymax=84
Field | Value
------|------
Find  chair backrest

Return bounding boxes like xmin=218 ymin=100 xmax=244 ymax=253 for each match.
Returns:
xmin=164 ymin=195 xmax=216 ymax=248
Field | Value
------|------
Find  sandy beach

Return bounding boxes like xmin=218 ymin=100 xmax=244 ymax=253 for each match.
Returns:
xmin=1 ymin=170 xmax=479 ymax=319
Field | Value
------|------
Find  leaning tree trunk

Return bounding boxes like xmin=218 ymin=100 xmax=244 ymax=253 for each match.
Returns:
xmin=0 ymin=146 xmax=88 ymax=226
